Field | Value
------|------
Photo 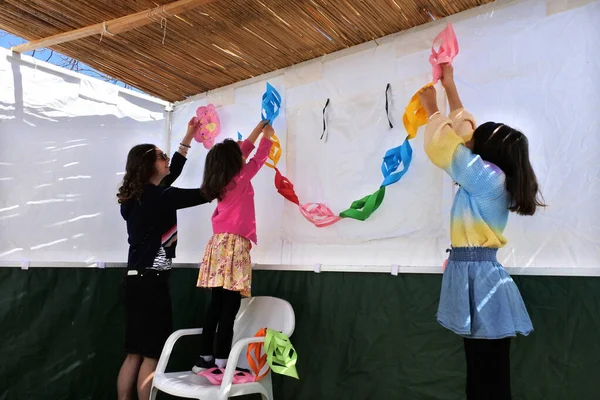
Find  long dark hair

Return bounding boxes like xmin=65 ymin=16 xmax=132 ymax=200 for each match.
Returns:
xmin=200 ymin=139 xmax=244 ymax=201
xmin=471 ymin=122 xmax=545 ymax=216
xmin=117 ymin=144 xmax=157 ymax=203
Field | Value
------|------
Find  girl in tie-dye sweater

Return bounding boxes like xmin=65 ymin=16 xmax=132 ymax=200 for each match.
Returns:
xmin=419 ymin=64 xmax=545 ymax=400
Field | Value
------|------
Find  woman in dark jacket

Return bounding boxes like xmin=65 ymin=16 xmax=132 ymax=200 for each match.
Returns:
xmin=116 ymin=117 xmax=209 ymax=400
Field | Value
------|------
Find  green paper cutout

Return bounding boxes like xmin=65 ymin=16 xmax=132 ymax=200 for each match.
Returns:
xmin=339 ymin=186 xmax=386 ymax=221
xmin=265 ymin=328 xmax=299 ymax=379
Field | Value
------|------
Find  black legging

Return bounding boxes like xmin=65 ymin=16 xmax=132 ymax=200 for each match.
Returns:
xmin=464 ymin=337 xmax=512 ymax=400
xmin=199 ymin=287 xmax=242 ymax=359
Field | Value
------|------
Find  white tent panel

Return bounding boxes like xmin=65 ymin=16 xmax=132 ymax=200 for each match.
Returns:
xmin=0 ymin=50 xmax=167 ymax=263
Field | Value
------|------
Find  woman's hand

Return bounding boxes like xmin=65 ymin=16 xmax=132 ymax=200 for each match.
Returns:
xmin=418 ymin=85 xmax=439 ymax=117
xmin=263 ymin=123 xmax=275 ymax=139
xmin=440 ymin=63 xmax=455 ymax=89
xmin=184 ymin=117 xmax=200 ymax=142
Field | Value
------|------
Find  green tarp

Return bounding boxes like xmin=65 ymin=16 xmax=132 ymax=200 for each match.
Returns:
xmin=1 ymin=268 xmax=599 ymax=399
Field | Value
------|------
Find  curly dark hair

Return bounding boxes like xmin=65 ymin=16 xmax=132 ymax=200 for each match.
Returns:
xmin=472 ymin=122 xmax=546 ymax=216
xmin=117 ymin=144 xmax=157 ymax=204
xmin=200 ymin=139 xmax=244 ymax=201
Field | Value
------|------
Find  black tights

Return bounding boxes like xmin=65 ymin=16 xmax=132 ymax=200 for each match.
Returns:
xmin=199 ymin=287 xmax=242 ymax=359
xmin=464 ymin=338 xmax=512 ymax=400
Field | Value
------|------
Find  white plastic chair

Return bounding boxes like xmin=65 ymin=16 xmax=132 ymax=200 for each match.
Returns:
xmin=150 ymin=296 xmax=295 ymax=400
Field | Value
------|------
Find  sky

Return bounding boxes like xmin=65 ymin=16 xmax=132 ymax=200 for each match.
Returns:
xmin=0 ymin=29 xmax=141 ymax=92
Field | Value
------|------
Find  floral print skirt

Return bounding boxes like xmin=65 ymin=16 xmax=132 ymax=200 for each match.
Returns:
xmin=197 ymin=233 xmax=252 ymax=297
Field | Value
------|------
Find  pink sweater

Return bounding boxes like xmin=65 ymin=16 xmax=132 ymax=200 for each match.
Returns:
xmin=211 ymin=137 xmax=274 ymax=244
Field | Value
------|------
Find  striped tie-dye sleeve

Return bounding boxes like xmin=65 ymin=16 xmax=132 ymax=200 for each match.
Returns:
xmin=424 ymin=113 xmax=504 ymax=195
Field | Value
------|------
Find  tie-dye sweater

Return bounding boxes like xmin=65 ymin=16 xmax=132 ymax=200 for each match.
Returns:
xmin=424 ymin=109 xmax=509 ymax=248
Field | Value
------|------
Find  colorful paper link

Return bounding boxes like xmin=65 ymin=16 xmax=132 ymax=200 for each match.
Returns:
xmin=273 ymin=168 xmax=341 ymax=228
xmin=264 ymin=328 xmax=299 ymax=379
xmin=248 ymin=328 xmax=270 ymax=381
xmin=300 ymin=203 xmax=342 ymax=227
xmin=237 ymin=132 xmax=243 ymax=141
xmin=264 ymin=134 xmax=282 ymax=169
xmin=194 ymin=104 xmax=221 ymax=149
xmin=430 ymin=23 xmax=459 ymax=83
xmin=198 ymin=368 xmax=255 ymax=385
xmin=247 ymin=328 xmax=299 ymax=381
xmin=261 ymin=82 xmax=282 ymax=123
xmin=275 ymin=168 xmax=300 ymax=205
xmin=339 ymin=186 xmax=386 ymax=221
xmin=381 ymin=139 xmax=413 ymax=187
xmin=403 ymin=82 xmax=432 ymax=139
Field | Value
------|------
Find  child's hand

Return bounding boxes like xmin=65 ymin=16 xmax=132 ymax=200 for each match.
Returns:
xmin=440 ymin=63 xmax=455 ymax=89
xmin=263 ymin=124 xmax=275 ymax=139
xmin=418 ymin=85 xmax=439 ymax=117
xmin=253 ymin=120 xmax=269 ymax=134
xmin=246 ymin=120 xmax=270 ymax=145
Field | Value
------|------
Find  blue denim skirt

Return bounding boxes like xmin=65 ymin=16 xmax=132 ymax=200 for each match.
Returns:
xmin=437 ymin=247 xmax=533 ymax=339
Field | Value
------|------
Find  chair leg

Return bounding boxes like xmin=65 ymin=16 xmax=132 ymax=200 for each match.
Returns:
xmin=149 ymin=385 xmax=158 ymax=400
xmin=262 ymin=372 xmax=274 ymax=400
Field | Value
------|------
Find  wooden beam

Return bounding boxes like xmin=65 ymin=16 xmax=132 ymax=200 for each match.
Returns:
xmin=11 ymin=0 xmax=216 ymax=53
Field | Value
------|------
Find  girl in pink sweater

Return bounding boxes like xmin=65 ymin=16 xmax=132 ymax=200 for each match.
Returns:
xmin=193 ymin=120 xmax=274 ymax=373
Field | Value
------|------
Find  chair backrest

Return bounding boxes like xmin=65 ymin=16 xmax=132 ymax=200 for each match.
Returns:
xmin=231 ymin=296 xmax=295 ymax=369
xmin=233 ymin=296 xmax=295 ymax=340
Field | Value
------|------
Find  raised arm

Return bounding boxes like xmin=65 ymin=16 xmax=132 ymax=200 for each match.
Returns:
xmin=440 ymin=64 xmax=476 ymax=141
xmin=161 ymin=117 xmax=199 ymax=186
xmin=161 ymin=187 xmax=210 ymax=210
xmin=237 ymin=125 xmax=275 ymax=183
xmin=244 ymin=120 xmax=270 ymax=146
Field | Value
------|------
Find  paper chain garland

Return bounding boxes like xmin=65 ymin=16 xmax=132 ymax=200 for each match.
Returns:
xmin=248 ymin=24 xmax=458 ymax=227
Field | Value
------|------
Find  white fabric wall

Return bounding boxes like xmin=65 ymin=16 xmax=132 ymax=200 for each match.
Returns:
xmin=172 ymin=0 xmax=600 ymax=273
xmin=1 ymin=0 xmax=599 ymax=275
xmin=0 ymin=49 xmax=167 ymax=263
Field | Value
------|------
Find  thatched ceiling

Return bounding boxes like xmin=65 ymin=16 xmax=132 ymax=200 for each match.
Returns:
xmin=0 ymin=0 xmax=491 ymax=102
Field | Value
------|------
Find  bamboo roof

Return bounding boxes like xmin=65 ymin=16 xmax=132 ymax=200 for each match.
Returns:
xmin=0 ymin=0 xmax=490 ymax=102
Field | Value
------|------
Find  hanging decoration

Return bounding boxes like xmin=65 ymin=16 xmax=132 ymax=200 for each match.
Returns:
xmin=402 ymin=23 xmax=459 ymax=138
xmin=264 ymin=134 xmax=282 ymax=170
xmin=403 ymin=83 xmax=433 ymax=139
xmin=381 ymin=139 xmax=413 ymax=187
xmin=193 ymin=104 xmax=221 ymax=149
xmin=252 ymin=24 xmax=458 ymax=228
xmin=261 ymin=82 xmax=282 ymax=123
xmin=320 ymin=98 xmax=330 ymax=141
xmin=429 ymin=23 xmax=459 ymax=83
xmin=339 ymin=187 xmax=386 ymax=221
xmin=385 ymin=83 xmax=394 ymax=129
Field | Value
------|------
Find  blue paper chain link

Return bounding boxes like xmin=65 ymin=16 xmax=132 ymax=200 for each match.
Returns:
xmin=380 ymin=138 xmax=413 ymax=187
xmin=261 ymin=82 xmax=282 ymax=123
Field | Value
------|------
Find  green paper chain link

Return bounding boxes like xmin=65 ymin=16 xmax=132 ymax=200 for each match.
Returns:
xmin=339 ymin=186 xmax=386 ymax=221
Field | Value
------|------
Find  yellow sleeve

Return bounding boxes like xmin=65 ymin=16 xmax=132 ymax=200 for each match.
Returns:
xmin=449 ymin=108 xmax=476 ymax=142
xmin=424 ymin=112 xmax=505 ymax=195
xmin=424 ymin=113 xmax=465 ymax=171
